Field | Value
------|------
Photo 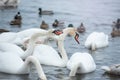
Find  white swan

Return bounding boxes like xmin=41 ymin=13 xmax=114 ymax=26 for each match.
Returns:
xmin=85 ymin=32 xmax=109 ymax=50
xmin=0 ymin=51 xmax=47 ymax=80
xmin=0 ymin=28 xmax=50 ymax=46
xmin=101 ymin=64 xmax=120 ymax=75
xmin=67 ymin=52 xmax=96 ymax=76
xmin=33 ymin=28 xmax=80 ymax=67
xmin=0 ymin=29 xmax=58 ymax=59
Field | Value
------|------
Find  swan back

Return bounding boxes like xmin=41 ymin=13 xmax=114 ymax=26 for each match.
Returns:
xmin=0 ymin=43 xmax=24 ymax=57
xmin=17 ymin=28 xmax=46 ymax=39
xmin=67 ymin=52 xmax=96 ymax=74
xmin=33 ymin=44 xmax=66 ymax=67
xmin=0 ymin=32 xmax=17 ymax=43
xmin=0 ymin=52 xmax=26 ymax=74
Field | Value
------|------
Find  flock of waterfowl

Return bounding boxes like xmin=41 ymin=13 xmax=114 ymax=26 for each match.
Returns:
xmin=0 ymin=7 xmax=120 ymax=80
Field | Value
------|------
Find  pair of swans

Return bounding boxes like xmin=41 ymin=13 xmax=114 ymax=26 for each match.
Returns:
xmin=85 ymin=32 xmax=109 ymax=50
xmin=32 ymin=27 xmax=80 ymax=67
xmin=0 ymin=29 xmax=62 ymax=79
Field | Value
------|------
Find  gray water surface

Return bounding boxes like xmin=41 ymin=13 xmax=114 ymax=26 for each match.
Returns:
xmin=0 ymin=0 xmax=120 ymax=80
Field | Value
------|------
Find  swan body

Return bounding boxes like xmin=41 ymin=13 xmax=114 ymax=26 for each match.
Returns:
xmin=0 ymin=28 xmax=47 ymax=45
xmin=85 ymin=32 xmax=109 ymax=50
xmin=0 ymin=32 xmax=17 ymax=43
xmin=33 ymin=44 xmax=67 ymax=67
xmin=0 ymin=51 xmax=47 ymax=80
xmin=101 ymin=64 xmax=120 ymax=75
xmin=67 ymin=52 xmax=96 ymax=76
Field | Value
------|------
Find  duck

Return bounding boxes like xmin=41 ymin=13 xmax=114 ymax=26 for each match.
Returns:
xmin=1 ymin=0 xmax=20 ymax=7
xmin=52 ymin=19 xmax=64 ymax=28
xmin=14 ymin=12 xmax=22 ymax=20
xmin=10 ymin=12 xmax=22 ymax=25
xmin=85 ymin=32 xmax=108 ymax=51
xmin=0 ymin=29 xmax=58 ymax=59
xmin=67 ymin=52 xmax=96 ymax=76
xmin=111 ymin=28 xmax=120 ymax=37
xmin=0 ymin=52 xmax=47 ymax=80
xmin=38 ymin=8 xmax=54 ymax=15
xmin=68 ymin=24 xmax=74 ymax=27
xmin=77 ymin=23 xmax=86 ymax=33
xmin=32 ymin=27 xmax=80 ymax=67
xmin=40 ymin=21 xmax=49 ymax=29
xmin=0 ymin=29 xmax=9 ymax=33
xmin=10 ymin=19 xmax=21 ymax=25
xmin=111 ymin=18 xmax=120 ymax=37
xmin=52 ymin=19 xmax=59 ymax=27
xmin=101 ymin=64 xmax=120 ymax=76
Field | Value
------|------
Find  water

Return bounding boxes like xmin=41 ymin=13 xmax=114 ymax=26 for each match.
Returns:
xmin=0 ymin=0 xmax=120 ymax=80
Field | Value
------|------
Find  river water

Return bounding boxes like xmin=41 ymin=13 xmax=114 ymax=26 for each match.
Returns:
xmin=0 ymin=0 xmax=120 ymax=80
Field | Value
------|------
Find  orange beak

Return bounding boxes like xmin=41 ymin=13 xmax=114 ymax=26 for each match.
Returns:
xmin=74 ymin=32 xmax=80 ymax=44
xmin=52 ymin=30 xmax=63 ymax=35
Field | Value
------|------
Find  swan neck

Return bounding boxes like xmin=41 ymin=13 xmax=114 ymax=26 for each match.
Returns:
xmin=60 ymin=28 xmax=72 ymax=40
xmin=91 ymin=43 xmax=96 ymax=51
xmin=25 ymin=56 xmax=47 ymax=80
xmin=58 ymin=40 xmax=68 ymax=61
xmin=69 ymin=62 xmax=80 ymax=76
xmin=21 ymin=32 xmax=50 ymax=59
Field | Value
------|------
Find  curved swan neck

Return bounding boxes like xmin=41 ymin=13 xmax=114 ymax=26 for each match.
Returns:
xmin=60 ymin=28 xmax=76 ymax=40
xmin=57 ymin=40 xmax=68 ymax=61
xmin=21 ymin=31 xmax=52 ymax=59
xmin=69 ymin=62 xmax=80 ymax=76
xmin=24 ymin=56 xmax=47 ymax=80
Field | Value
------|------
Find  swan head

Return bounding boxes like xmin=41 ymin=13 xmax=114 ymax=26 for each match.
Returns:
xmin=64 ymin=28 xmax=80 ymax=44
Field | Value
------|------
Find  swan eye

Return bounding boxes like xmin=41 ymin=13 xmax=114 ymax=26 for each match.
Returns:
xmin=74 ymin=32 xmax=80 ymax=44
xmin=52 ymin=30 xmax=63 ymax=35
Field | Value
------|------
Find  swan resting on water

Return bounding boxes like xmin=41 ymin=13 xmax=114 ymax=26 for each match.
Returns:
xmin=67 ymin=52 xmax=96 ymax=76
xmin=85 ymin=32 xmax=109 ymax=51
xmin=0 ymin=53 xmax=47 ymax=80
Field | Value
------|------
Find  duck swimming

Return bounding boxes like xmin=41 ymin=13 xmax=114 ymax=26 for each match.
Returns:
xmin=38 ymin=8 xmax=54 ymax=15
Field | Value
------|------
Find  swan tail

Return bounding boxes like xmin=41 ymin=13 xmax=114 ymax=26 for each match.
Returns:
xmin=101 ymin=66 xmax=111 ymax=72
xmin=69 ymin=62 xmax=80 ymax=76
xmin=26 ymin=56 xmax=47 ymax=80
